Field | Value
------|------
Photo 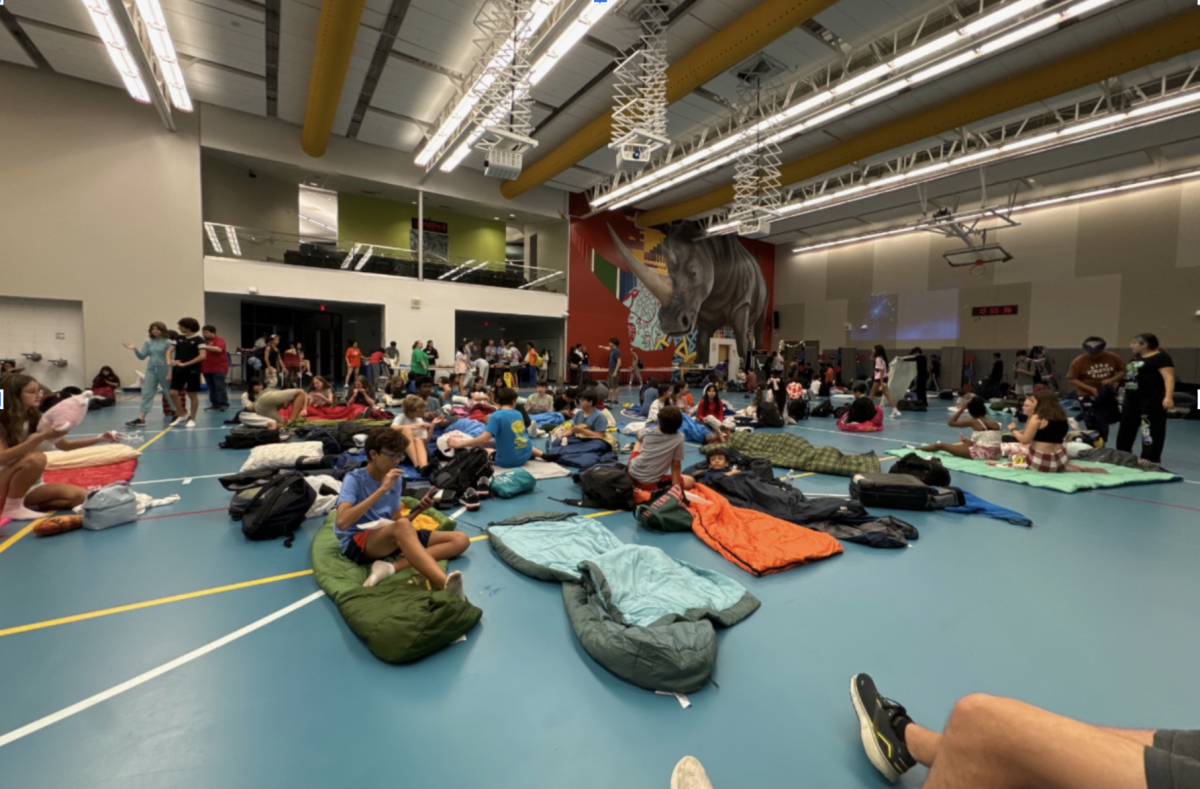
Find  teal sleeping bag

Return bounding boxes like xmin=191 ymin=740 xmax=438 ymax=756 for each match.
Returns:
xmin=488 ymin=512 xmax=759 ymax=693
xmin=489 ymin=468 xmax=537 ymax=499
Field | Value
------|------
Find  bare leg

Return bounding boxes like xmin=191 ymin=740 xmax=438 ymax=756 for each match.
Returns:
xmin=363 ymin=520 xmax=456 ymax=588
xmin=916 ymin=442 xmax=973 ymax=459
xmin=25 ymin=484 xmax=87 ymax=512
xmin=386 ymin=531 xmax=469 ymax=573
xmin=1067 ymin=463 xmax=1110 ymax=474
xmin=2 ymin=453 xmax=47 ymax=501
xmin=169 ymin=389 xmax=186 ymax=418
xmin=917 ymin=694 xmax=1148 ymax=789
xmin=188 ymin=392 xmax=200 ymax=419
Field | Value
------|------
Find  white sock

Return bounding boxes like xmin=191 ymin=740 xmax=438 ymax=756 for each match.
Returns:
xmin=2 ymin=498 xmax=46 ymax=521
xmin=363 ymin=560 xmax=396 ymax=588
xmin=444 ymin=570 xmax=465 ymax=600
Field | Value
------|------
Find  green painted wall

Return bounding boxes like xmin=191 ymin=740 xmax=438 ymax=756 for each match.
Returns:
xmin=337 ymin=193 xmax=506 ymax=262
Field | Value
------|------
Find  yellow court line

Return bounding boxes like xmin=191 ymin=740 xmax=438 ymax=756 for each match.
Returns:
xmin=0 ymin=424 xmax=174 ymax=559
xmin=470 ymin=534 xmax=488 ymax=542
xmin=0 ymin=569 xmax=314 ymax=639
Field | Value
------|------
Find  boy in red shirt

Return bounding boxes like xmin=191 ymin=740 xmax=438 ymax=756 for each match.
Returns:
xmin=200 ymin=324 xmax=229 ymax=411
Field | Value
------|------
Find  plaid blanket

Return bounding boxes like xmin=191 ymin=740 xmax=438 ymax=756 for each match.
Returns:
xmin=700 ymin=431 xmax=881 ymax=477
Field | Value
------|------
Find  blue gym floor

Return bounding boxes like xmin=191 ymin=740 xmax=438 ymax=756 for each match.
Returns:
xmin=2 ymin=392 xmax=1199 ymax=788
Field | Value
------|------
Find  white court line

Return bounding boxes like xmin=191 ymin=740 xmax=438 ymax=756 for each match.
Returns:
xmin=0 ymin=590 xmax=324 ymax=750
xmin=131 ymin=472 xmax=233 ymax=485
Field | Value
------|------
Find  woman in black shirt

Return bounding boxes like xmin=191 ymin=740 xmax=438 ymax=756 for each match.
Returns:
xmin=1116 ymin=333 xmax=1175 ymax=464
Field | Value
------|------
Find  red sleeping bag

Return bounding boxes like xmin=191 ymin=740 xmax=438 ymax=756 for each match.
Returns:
xmin=277 ymin=403 xmax=369 ymax=422
xmin=687 ymin=483 xmax=843 ymax=576
xmin=837 ymin=406 xmax=884 ymax=432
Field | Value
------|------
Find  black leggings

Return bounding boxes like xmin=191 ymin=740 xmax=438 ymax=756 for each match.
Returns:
xmin=1116 ymin=395 xmax=1167 ymax=463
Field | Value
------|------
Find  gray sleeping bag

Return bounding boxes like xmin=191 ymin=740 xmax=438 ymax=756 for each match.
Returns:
xmin=488 ymin=511 xmax=760 ymax=693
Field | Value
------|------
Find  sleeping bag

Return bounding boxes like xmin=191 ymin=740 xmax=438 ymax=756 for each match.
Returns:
xmin=702 ymin=431 xmax=881 ymax=477
xmin=837 ymin=405 xmax=884 ymax=432
xmin=686 ymin=484 xmax=843 ymax=576
xmin=310 ymin=501 xmax=481 ymax=663
xmin=487 ymin=511 xmax=759 ymax=693
xmin=542 ymin=438 xmax=617 ymax=469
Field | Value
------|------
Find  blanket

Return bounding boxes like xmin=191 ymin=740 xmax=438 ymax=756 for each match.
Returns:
xmin=531 ymin=412 xmax=565 ymax=428
xmin=837 ymin=407 xmax=884 ymax=432
xmin=680 ymin=413 xmax=711 ymax=444
xmin=687 ymin=484 xmax=844 ymax=576
xmin=702 ymin=431 xmax=881 ymax=477
xmin=884 ymin=449 xmax=1181 ymax=492
xmin=520 ymin=459 xmax=572 ymax=480
xmin=487 ymin=511 xmax=758 ymax=693
xmin=445 ymin=418 xmax=486 ymax=438
xmin=43 ymin=458 xmax=138 ymax=488
xmin=542 ymin=438 xmax=616 ymax=469
xmin=945 ymin=490 xmax=1033 ymax=527
xmin=43 ymin=444 xmax=140 ymax=469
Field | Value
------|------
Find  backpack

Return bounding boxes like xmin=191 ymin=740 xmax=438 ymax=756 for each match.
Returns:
xmin=336 ymin=420 xmax=371 ymax=447
xmin=294 ymin=426 xmax=351 ymax=455
xmin=430 ymin=448 xmax=493 ymax=508
xmin=810 ymin=400 xmax=834 ymax=417
xmin=560 ymin=463 xmax=634 ymax=510
xmin=833 ymin=405 xmax=850 ymax=419
xmin=239 ymin=472 xmax=316 ymax=547
xmin=757 ymin=400 xmax=784 ymax=428
xmin=787 ymin=398 xmax=809 ymax=421
xmin=897 ymin=399 xmax=927 ymax=412
xmin=81 ymin=482 xmax=138 ymax=530
xmin=490 ymin=468 xmax=536 ymax=499
xmin=220 ymin=426 xmax=282 ymax=449
xmin=634 ymin=485 xmax=694 ymax=532
xmin=890 ymin=453 xmax=952 ymax=487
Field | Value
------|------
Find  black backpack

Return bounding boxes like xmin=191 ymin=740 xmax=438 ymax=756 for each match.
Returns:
xmin=220 ymin=426 xmax=282 ymax=449
xmin=757 ymin=401 xmax=784 ymax=427
xmin=294 ymin=426 xmax=351 ymax=455
xmin=890 ymin=453 xmax=952 ymax=487
xmin=787 ymin=398 xmax=809 ymax=421
xmin=429 ymin=448 xmax=493 ymax=508
xmin=557 ymin=463 xmax=634 ymax=510
xmin=239 ymin=472 xmax=317 ymax=547
xmin=833 ymin=405 xmax=850 ymax=419
xmin=897 ymin=399 xmax=927 ymax=412
xmin=810 ymin=400 xmax=834 ymax=417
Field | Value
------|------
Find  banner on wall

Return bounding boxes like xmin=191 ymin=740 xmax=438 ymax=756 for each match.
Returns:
xmin=568 ymin=194 xmax=774 ymax=370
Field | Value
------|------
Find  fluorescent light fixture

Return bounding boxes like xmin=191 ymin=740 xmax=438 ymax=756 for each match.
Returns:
xmin=907 ymin=162 xmax=951 ymax=178
xmin=780 ymin=90 xmax=834 ymax=120
xmin=999 ymin=130 xmax=1059 ymax=152
xmin=299 ymin=213 xmax=337 ymax=233
xmin=529 ymin=1 xmax=613 ymax=86
xmin=415 ymin=0 xmax=558 ymax=167
xmin=871 ymin=173 xmax=909 ymax=188
xmin=204 ymin=222 xmax=223 ymax=254
xmin=1128 ymin=90 xmax=1200 ymax=116
xmin=910 ymin=50 xmax=978 ymax=83
xmin=1064 ymin=114 xmax=1125 ymax=135
xmin=1062 ymin=0 xmax=1121 ymax=18
xmin=341 ymin=243 xmax=362 ymax=270
xmin=80 ymin=0 xmax=151 ymax=104
xmin=132 ymin=0 xmax=192 ymax=111
xmin=438 ymin=259 xmax=475 ymax=280
xmin=831 ymin=65 xmax=890 ymax=95
xmin=852 ymin=80 xmax=909 ymax=107
xmin=353 ymin=246 xmax=375 ymax=271
xmin=954 ymin=148 xmax=1001 ymax=165
xmin=891 ymin=32 xmax=961 ymax=68
xmin=518 ymin=270 xmax=564 ymax=289
xmin=224 ymin=225 xmax=241 ymax=257
xmin=978 ymin=12 xmax=1060 ymax=54
xmin=803 ymin=103 xmax=854 ymax=128
xmin=962 ymin=0 xmax=1045 ymax=35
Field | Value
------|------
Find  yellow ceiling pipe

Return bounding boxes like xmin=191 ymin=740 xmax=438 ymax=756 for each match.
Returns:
xmin=499 ymin=0 xmax=841 ymax=199
xmin=301 ymin=0 xmax=370 ymax=158
xmin=636 ymin=9 xmax=1200 ymax=228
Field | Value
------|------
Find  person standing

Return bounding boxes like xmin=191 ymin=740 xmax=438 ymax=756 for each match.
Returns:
xmin=1066 ymin=336 xmax=1126 ymax=445
xmin=525 ymin=343 xmax=540 ymax=389
xmin=410 ymin=341 xmax=430 ymax=378
xmin=385 ymin=340 xmax=399 ymax=363
xmin=166 ymin=317 xmax=207 ymax=428
xmin=484 ymin=339 xmax=497 ymax=366
xmin=424 ymin=340 xmax=439 ymax=373
xmin=1116 ymin=333 xmax=1175 ymax=466
xmin=122 ymin=321 xmax=173 ymax=427
xmin=568 ymin=343 xmax=583 ymax=386
xmin=871 ymin=345 xmax=901 ymax=418
xmin=601 ymin=338 xmax=621 ymax=392
xmin=629 ymin=347 xmax=643 ymax=387
xmin=902 ymin=347 xmax=929 ymax=406
xmin=579 ymin=344 xmax=591 ymax=386
xmin=344 ymin=341 xmax=361 ymax=389
xmin=262 ymin=335 xmax=283 ymax=389
xmin=200 ymin=324 xmax=229 ymax=412
xmin=1013 ymin=350 xmax=1035 ymax=397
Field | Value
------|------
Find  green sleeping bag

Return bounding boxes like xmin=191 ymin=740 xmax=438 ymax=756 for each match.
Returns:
xmin=310 ymin=498 xmax=482 ymax=663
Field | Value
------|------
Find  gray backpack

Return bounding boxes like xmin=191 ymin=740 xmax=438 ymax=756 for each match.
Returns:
xmin=82 ymin=482 xmax=138 ymax=530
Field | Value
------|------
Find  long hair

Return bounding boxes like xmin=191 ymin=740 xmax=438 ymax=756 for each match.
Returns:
xmin=148 ymin=321 xmax=168 ymax=339
xmin=873 ymin=345 xmax=888 ymax=363
xmin=309 ymin=376 xmax=329 ymax=392
xmin=703 ymin=383 xmax=722 ymax=409
xmin=1031 ymin=390 xmax=1067 ymax=422
xmin=0 ymin=374 xmax=41 ymax=448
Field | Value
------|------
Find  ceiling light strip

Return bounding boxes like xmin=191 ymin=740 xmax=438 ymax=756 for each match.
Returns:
xmin=591 ymin=0 xmax=1124 ymax=211
xmin=132 ymin=0 xmax=192 ymax=111
xmin=80 ymin=0 xmax=152 ymax=104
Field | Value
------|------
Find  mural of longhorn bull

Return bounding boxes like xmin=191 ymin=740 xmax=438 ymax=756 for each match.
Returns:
xmin=607 ymin=220 xmax=767 ymax=365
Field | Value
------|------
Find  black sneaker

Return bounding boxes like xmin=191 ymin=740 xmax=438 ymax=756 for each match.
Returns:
xmin=203 ymin=406 xmax=218 ymax=412
xmin=850 ymin=673 xmax=916 ymax=783
xmin=475 ymin=477 xmax=492 ymax=497
xmin=462 ymin=488 xmax=481 ymax=512
xmin=125 ymin=418 xmax=146 ymax=427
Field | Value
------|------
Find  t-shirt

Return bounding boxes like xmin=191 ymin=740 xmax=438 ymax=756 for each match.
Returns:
xmin=508 ymin=347 xmax=521 ymax=364
xmin=641 ymin=387 xmax=659 ymax=415
xmin=200 ymin=336 xmax=228 ymax=374
xmin=873 ymin=357 xmax=887 ymax=381
xmin=369 ymin=351 xmax=385 ymax=365
xmin=334 ymin=467 xmax=403 ymax=551
xmin=346 ymin=347 xmax=362 ymax=367
xmin=786 ymin=382 xmax=805 ymax=400
xmin=526 ymin=393 xmax=553 ymax=414
xmin=1124 ymin=351 xmax=1174 ymax=401
xmin=385 ymin=346 xmax=399 ymax=360
xmin=628 ymin=429 xmax=685 ymax=484
xmin=608 ymin=347 xmax=620 ymax=372
xmin=485 ymin=345 xmax=497 ymax=361
xmin=410 ymin=348 xmax=429 ymax=375
xmin=1014 ymin=359 xmax=1035 ymax=383
xmin=910 ymin=354 xmax=928 ymax=377
xmin=426 ymin=347 xmax=439 ymax=364
xmin=989 ymin=360 xmax=1004 ymax=383
xmin=173 ymin=334 xmax=205 ymax=366
xmin=486 ymin=408 xmax=531 ymax=468
xmin=425 ymin=395 xmax=442 ymax=414
xmin=1067 ymin=351 xmax=1126 ymax=395
xmin=573 ymin=409 xmax=607 ymax=434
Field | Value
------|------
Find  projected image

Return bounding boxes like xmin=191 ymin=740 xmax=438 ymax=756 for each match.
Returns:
xmin=850 ymin=293 xmax=897 ymax=341
xmin=897 ymin=289 xmax=960 ymax=341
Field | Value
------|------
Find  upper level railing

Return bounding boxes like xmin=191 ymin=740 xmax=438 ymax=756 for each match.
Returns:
xmin=203 ymin=223 xmax=566 ymax=294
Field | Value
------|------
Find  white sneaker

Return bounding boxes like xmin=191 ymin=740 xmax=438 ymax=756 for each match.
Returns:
xmin=171 ymin=416 xmax=188 ymax=426
xmin=890 ymin=410 xmax=902 ymax=418
xmin=185 ymin=419 xmax=196 ymax=428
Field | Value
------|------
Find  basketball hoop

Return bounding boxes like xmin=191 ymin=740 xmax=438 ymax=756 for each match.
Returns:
xmin=969 ymin=259 xmax=988 ymax=277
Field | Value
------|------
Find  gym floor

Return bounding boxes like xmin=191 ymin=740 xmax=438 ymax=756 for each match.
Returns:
xmin=1 ymin=391 xmax=1198 ymax=789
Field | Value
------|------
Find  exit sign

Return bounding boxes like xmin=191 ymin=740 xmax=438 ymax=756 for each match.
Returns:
xmin=971 ymin=304 xmax=1019 ymax=317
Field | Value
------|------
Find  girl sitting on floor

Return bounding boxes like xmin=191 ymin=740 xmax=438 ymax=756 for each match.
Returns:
xmin=347 ymin=376 xmax=376 ymax=408
xmin=910 ymin=396 xmax=1002 ymax=460
xmin=307 ymin=376 xmax=336 ymax=407
xmin=390 ymin=395 xmax=434 ymax=476
xmin=1004 ymin=391 xmax=1107 ymax=474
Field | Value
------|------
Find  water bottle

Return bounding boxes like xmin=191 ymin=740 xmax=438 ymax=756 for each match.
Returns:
xmin=1141 ymin=420 xmax=1152 ymax=446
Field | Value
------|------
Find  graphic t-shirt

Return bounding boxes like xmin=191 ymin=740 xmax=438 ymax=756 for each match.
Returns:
xmin=573 ymin=409 xmax=607 ymax=434
xmin=1124 ymin=352 xmax=1174 ymax=401
xmin=346 ymin=347 xmax=362 ymax=367
xmin=201 ymin=336 xmax=228 ymax=374
xmin=786 ymin=382 xmax=805 ymax=400
xmin=1067 ymin=351 xmax=1126 ymax=395
xmin=486 ymin=409 xmax=531 ymax=468
xmin=174 ymin=334 xmax=205 ymax=366
xmin=334 ymin=467 xmax=402 ymax=551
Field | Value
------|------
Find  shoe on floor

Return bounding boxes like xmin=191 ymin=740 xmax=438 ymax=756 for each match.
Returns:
xmin=475 ymin=477 xmax=492 ymax=496
xmin=462 ymin=488 xmax=481 ymax=512
xmin=203 ymin=406 xmax=218 ymax=412
xmin=126 ymin=418 xmax=146 ymax=427
xmin=890 ymin=410 xmax=902 ymax=418
xmin=670 ymin=756 xmax=713 ymax=789
xmin=850 ymin=673 xmax=916 ymax=783
xmin=185 ymin=419 xmax=196 ymax=428
xmin=171 ymin=416 xmax=188 ymax=426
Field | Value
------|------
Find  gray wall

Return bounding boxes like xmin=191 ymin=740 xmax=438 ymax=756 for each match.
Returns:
xmin=201 ymin=154 xmax=298 ymax=234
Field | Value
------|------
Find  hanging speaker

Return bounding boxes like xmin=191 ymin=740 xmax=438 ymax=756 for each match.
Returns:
xmin=773 ymin=311 xmax=780 ymax=330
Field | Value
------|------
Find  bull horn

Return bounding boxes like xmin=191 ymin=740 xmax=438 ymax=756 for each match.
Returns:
xmin=606 ymin=224 xmax=673 ymax=306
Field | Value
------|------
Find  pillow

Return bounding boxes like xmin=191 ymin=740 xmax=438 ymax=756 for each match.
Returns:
xmin=37 ymin=391 xmax=93 ymax=434
xmin=240 ymin=441 xmax=325 ymax=473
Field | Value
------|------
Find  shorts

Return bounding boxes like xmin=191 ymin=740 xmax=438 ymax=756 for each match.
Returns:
xmin=626 ymin=449 xmax=673 ymax=492
xmin=1003 ymin=443 xmax=1069 ymax=472
xmin=341 ymin=526 xmax=431 ymax=565
xmin=968 ymin=443 xmax=1002 ymax=461
xmin=169 ymin=366 xmax=201 ymax=392
xmin=1146 ymin=730 xmax=1200 ymax=789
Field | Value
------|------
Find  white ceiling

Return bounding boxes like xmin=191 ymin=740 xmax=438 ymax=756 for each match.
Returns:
xmin=0 ymin=0 xmax=1195 ymax=229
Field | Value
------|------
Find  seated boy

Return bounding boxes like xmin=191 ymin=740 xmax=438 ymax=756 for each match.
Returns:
xmin=526 ymin=379 xmax=554 ymax=414
xmin=335 ymin=428 xmax=470 ymax=593
xmin=701 ymin=446 xmax=741 ymax=486
xmin=627 ymin=406 xmax=695 ymax=491
xmin=570 ymin=392 xmax=608 ymax=439
xmin=416 ymin=377 xmax=447 ymax=423
xmin=447 ymin=386 xmax=544 ymax=467
xmin=845 ymin=381 xmax=879 ymax=424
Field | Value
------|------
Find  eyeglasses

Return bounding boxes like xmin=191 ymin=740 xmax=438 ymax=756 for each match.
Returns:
xmin=380 ymin=451 xmax=402 ymax=462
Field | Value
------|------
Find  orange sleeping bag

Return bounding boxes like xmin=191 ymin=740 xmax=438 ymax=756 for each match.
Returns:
xmin=687 ymin=483 xmax=843 ymax=576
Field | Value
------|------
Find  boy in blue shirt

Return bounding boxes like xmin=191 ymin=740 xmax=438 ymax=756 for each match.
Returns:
xmin=571 ymin=392 xmax=608 ymax=439
xmin=601 ymin=337 xmax=621 ymax=393
xmin=336 ymin=428 xmax=470 ymax=592
xmin=447 ymin=387 xmax=545 ymax=467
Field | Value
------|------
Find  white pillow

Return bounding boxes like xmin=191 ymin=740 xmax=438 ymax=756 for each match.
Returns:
xmin=239 ymin=441 xmax=325 ymax=473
